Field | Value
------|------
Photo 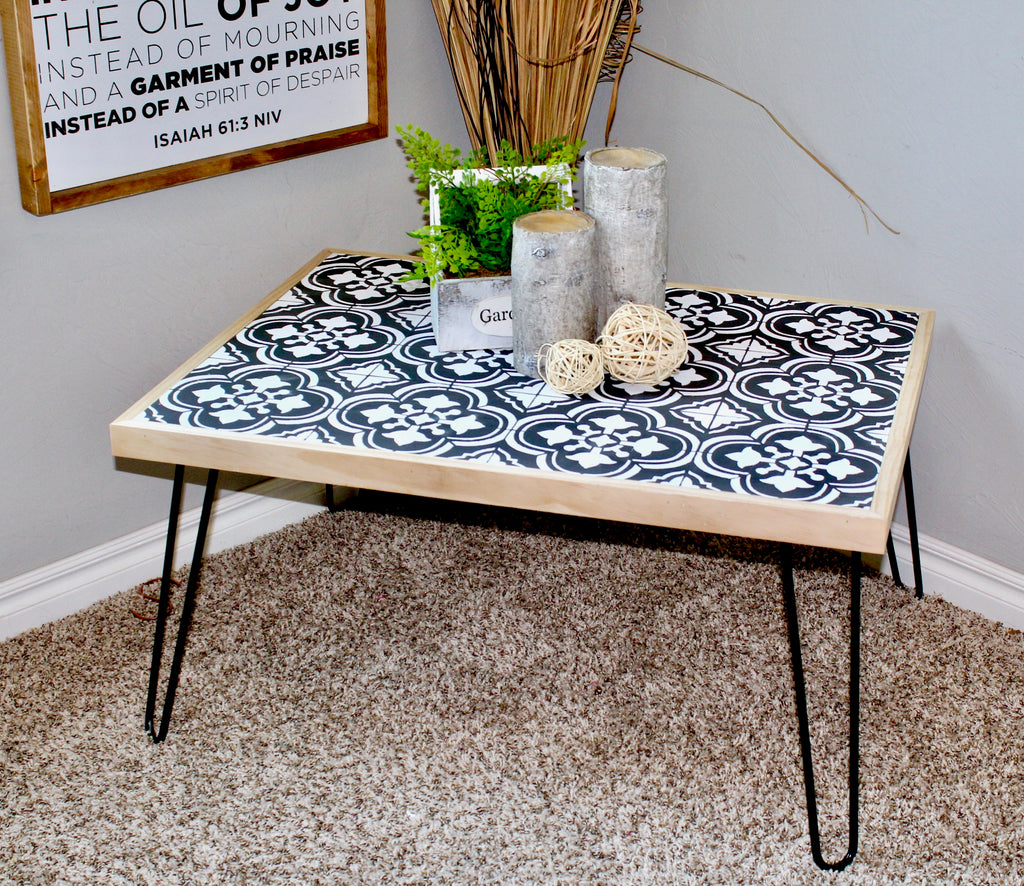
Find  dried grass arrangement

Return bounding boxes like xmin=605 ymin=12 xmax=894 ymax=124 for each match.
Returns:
xmin=430 ymin=0 xmax=641 ymax=163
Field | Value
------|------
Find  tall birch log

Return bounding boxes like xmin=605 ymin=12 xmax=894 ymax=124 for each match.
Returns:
xmin=511 ymin=210 xmax=598 ymax=378
xmin=584 ymin=147 xmax=668 ymax=330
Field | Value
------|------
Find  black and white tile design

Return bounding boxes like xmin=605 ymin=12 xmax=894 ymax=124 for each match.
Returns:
xmin=142 ymin=252 xmax=921 ymax=508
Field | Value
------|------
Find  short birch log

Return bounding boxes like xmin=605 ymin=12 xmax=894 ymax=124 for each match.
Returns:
xmin=584 ymin=147 xmax=669 ymax=330
xmin=511 ymin=210 xmax=598 ymax=378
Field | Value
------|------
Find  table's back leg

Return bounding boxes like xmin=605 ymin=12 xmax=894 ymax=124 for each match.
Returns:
xmin=886 ymin=532 xmax=904 ymax=588
xmin=780 ymin=544 xmax=861 ymax=872
xmin=885 ymin=453 xmax=924 ymax=598
xmin=326 ymin=484 xmax=342 ymax=513
xmin=903 ymin=454 xmax=924 ymax=598
xmin=145 ymin=467 xmax=219 ymax=743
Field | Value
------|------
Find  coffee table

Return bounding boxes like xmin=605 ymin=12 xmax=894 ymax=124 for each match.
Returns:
xmin=111 ymin=249 xmax=933 ymax=870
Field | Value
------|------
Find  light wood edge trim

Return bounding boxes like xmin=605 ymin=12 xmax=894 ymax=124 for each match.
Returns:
xmin=668 ymin=283 xmax=930 ymax=315
xmin=870 ymin=307 xmax=935 ymax=522
xmin=110 ymin=422 xmax=891 ymax=553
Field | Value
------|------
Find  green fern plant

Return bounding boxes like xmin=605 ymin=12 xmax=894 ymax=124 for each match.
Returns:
xmin=397 ymin=125 xmax=582 ymax=283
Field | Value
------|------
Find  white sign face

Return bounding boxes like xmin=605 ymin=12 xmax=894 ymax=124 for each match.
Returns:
xmin=471 ymin=294 xmax=513 ymax=337
xmin=30 ymin=0 xmax=369 ymax=191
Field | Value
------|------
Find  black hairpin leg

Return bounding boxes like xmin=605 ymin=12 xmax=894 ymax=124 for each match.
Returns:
xmin=886 ymin=453 xmax=924 ymax=598
xmin=902 ymin=455 xmax=924 ymax=599
xmin=886 ymin=532 xmax=903 ymax=588
xmin=326 ymin=484 xmax=343 ymax=513
xmin=781 ymin=544 xmax=861 ymax=872
xmin=145 ymin=466 xmax=219 ymax=743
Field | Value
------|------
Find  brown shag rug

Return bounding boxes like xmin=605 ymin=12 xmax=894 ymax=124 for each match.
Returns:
xmin=2 ymin=492 xmax=1023 ymax=884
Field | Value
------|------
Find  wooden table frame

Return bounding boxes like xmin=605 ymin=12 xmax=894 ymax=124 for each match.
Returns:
xmin=111 ymin=249 xmax=934 ymax=871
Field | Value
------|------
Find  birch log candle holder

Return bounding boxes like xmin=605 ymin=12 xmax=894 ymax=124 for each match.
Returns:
xmin=511 ymin=210 xmax=598 ymax=378
xmin=583 ymin=147 xmax=669 ymax=331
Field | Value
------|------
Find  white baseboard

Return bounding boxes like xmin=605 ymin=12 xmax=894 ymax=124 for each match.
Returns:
xmin=4 ymin=486 xmax=1024 ymax=640
xmin=886 ymin=523 xmax=1024 ymax=630
xmin=0 ymin=479 xmax=328 ymax=641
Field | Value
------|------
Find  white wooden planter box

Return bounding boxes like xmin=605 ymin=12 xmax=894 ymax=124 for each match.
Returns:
xmin=431 ymin=275 xmax=514 ymax=352
xmin=427 ymin=164 xmax=573 ymax=353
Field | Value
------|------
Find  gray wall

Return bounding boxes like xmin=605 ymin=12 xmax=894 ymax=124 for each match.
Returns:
xmin=0 ymin=5 xmax=465 ymax=582
xmin=584 ymin=2 xmax=1024 ymax=572
xmin=2 ymin=2 xmax=1023 ymax=585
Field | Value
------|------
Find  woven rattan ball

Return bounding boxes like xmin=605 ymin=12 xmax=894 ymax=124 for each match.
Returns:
xmin=598 ymin=302 xmax=689 ymax=385
xmin=537 ymin=339 xmax=606 ymax=395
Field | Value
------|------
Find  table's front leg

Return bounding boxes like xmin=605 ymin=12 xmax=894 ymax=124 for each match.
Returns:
xmin=144 ymin=466 xmax=219 ymax=743
xmin=780 ymin=544 xmax=861 ymax=872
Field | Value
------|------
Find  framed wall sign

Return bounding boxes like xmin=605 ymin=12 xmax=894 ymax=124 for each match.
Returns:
xmin=0 ymin=0 xmax=386 ymax=214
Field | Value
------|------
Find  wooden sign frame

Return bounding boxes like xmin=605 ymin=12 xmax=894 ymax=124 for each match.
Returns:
xmin=1 ymin=0 xmax=386 ymax=214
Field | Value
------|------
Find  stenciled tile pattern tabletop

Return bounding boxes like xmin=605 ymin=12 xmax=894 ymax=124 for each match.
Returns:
xmin=134 ymin=250 xmax=923 ymax=512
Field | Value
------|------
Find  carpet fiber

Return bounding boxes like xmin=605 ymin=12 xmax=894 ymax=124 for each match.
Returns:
xmin=2 ymin=492 xmax=1023 ymax=884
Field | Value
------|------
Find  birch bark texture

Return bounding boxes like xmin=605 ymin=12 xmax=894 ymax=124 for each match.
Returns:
xmin=511 ymin=210 xmax=598 ymax=378
xmin=583 ymin=147 xmax=669 ymax=331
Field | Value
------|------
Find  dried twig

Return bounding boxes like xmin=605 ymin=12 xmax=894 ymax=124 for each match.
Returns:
xmin=631 ymin=42 xmax=899 ymax=235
